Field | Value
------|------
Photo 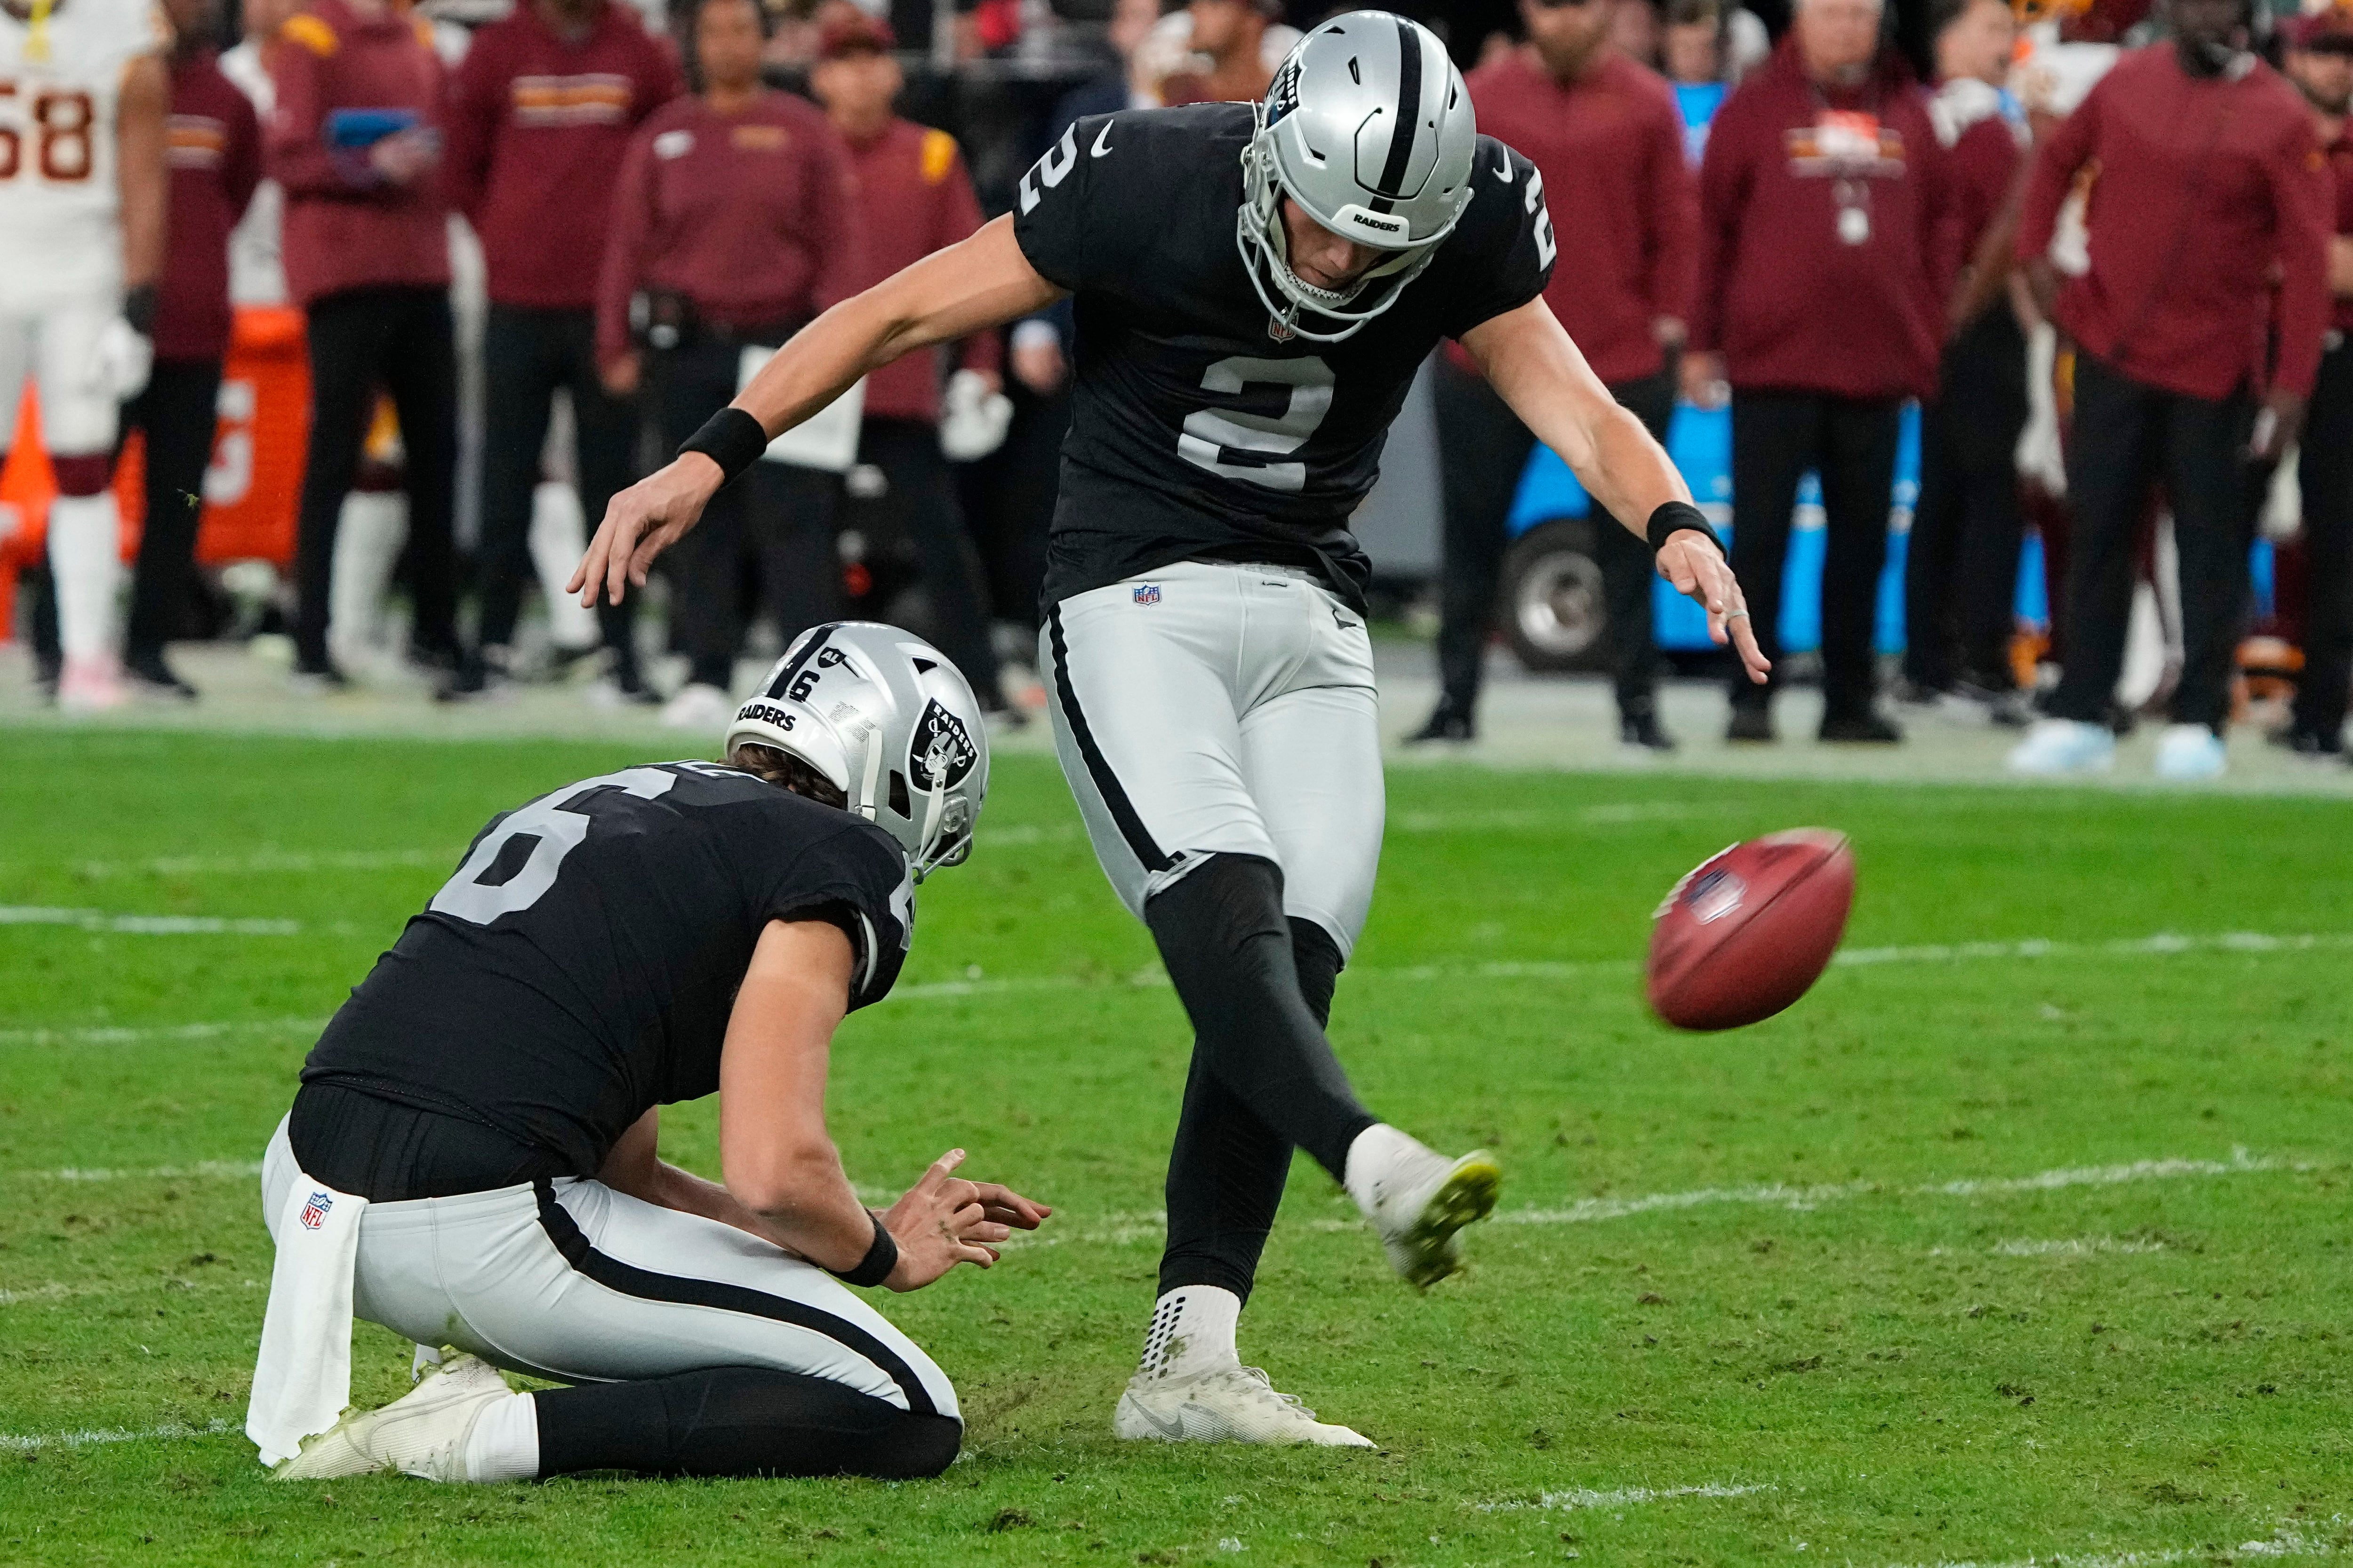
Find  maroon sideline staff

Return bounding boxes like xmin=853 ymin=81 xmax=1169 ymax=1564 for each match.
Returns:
xmin=1410 ymin=0 xmax=1699 ymax=750
xmin=808 ymin=14 xmax=1011 ymax=714
xmin=124 ymin=0 xmax=263 ymax=702
xmin=1897 ymin=0 xmax=2029 ymax=723
xmin=1686 ymin=0 xmax=1951 ymax=745
xmin=2278 ymin=7 xmax=2353 ymax=759
xmin=444 ymin=0 xmax=683 ymax=702
xmin=2010 ymin=0 xmax=2332 ymax=781
xmin=596 ymin=0 xmax=861 ymax=728
xmin=268 ymin=0 xmax=462 ymax=690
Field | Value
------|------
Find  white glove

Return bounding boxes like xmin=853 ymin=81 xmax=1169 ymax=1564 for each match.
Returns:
xmin=94 ymin=314 xmax=154 ymax=401
xmin=2015 ymin=320 xmax=2066 ymax=499
xmin=939 ymin=367 xmax=1013 ymax=462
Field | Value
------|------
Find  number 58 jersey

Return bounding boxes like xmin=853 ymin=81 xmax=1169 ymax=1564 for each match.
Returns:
xmin=0 ymin=0 xmax=169 ymax=303
xmin=300 ymin=764 xmax=915 ymax=1179
xmin=1012 ymin=101 xmax=1554 ymax=616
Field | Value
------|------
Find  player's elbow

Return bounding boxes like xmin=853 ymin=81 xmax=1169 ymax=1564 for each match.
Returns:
xmin=725 ymin=1139 xmax=843 ymax=1219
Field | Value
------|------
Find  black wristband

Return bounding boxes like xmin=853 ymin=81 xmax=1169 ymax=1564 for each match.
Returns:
xmin=1646 ymin=500 xmax=1722 ymax=556
xmin=121 ymin=284 xmax=158 ymax=338
xmin=677 ymin=407 xmax=770 ymax=490
xmin=829 ymin=1211 xmax=899 ymax=1288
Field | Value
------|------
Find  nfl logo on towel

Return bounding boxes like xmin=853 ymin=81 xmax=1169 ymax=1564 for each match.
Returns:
xmin=1133 ymin=584 xmax=1160 ymax=606
xmin=299 ymin=1191 xmax=334 ymax=1231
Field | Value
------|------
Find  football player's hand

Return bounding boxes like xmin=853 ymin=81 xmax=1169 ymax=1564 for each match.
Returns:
xmin=1657 ymin=531 xmax=1770 ymax=685
xmin=570 ymin=454 xmax=722 ymax=607
xmin=881 ymin=1149 xmax=1045 ymax=1291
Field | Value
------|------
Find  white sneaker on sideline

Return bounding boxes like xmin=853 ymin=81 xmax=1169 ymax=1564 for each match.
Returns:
xmin=57 ymin=656 xmax=130 ymax=713
xmin=660 ymin=681 xmax=733 ymax=731
xmin=1113 ymin=1364 xmax=1375 ymax=1448
xmin=2006 ymin=718 xmax=2114 ymax=776
xmin=273 ymin=1352 xmax=512 ymax=1482
xmin=2154 ymin=723 xmax=2226 ymax=782
xmin=1346 ymin=1126 xmax=1501 ymax=1289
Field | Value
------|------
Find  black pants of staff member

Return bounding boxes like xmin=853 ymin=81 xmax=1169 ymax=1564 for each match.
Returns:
xmin=858 ymin=416 xmax=1002 ymax=705
xmin=2046 ymin=352 xmax=2261 ymax=735
xmin=1429 ymin=356 xmax=1670 ymax=722
xmin=475 ymin=304 xmax=642 ymax=681
xmin=291 ymin=286 xmax=460 ymax=672
xmin=2290 ymin=334 xmax=2353 ymax=746
xmin=1726 ymin=389 xmax=1902 ymax=723
xmin=1904 ymin=308 xmax=2028 ymax=695
xmin=959 ymin=367 xmax=1064 ymax=633
xmin=121 ymin=356 xmax=224 ymax=672
xmin=654 ymin=334 xmax=840 ymax=693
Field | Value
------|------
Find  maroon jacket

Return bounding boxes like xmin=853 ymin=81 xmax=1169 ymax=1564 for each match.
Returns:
xmin=840 ymin=119 xmax=999 ymax=424
xmin=2016 ymin=45 xmax=2331 ymax=399
xmin=1937 ymin=85 xmax=2026 ymax=287
xmin=597 ymin=90 xmax=861 ymax=364
xmin=1693 ymin=38 xmax=1952 ymax=400
xmin=1463 ymin=48 xmax=1697 ymax=386
xmin=2322 ymin=120 xmax=2352 ymax=336
xmin=266 ymin=0 xmax=450 ymax=306
xmin=158 ymin=48 xmax=263 ymax=361
xmin=444 ymin=0 xmax=682 ymax=311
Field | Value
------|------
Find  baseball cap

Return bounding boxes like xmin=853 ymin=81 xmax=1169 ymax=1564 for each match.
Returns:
xmin=2285 ymin=3 xmax=2353 ymax=49
xmin=818 ymin=12 xmax=896 ymax=58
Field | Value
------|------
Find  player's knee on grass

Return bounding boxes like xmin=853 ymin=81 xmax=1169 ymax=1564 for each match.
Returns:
xmin=535 ymin=1365 xmax=961 ymax=1480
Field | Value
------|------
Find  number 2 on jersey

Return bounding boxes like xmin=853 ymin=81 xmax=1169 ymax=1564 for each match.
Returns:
xmin=0 ymin=82 xmax=96 ymax=182
xmin=1178 ymin=355 xmax=1333 ymax=494
xmin=431 ymin=768 xmax=680 ymax=926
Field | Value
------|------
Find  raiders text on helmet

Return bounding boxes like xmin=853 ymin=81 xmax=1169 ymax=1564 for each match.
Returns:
xmin=1236 ymin=12 xmax=1477 ymax=342
xmin=723 ymin=622 xmax=990 ymax=880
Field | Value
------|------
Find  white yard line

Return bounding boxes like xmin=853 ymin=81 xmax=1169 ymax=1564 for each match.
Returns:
xmin=1880 ymin=1520 xmax=2350 ymax=1568
xmin=6 ymin=1159 xmax=263 ymax=1183
xmin=66 ymin=847 xmax=453 ymax=880
xmin=0 ymin=906 xmax=301 ymax=936
xmin=0 ymin=1417 xmax=238 ymax=1452
xmin=1479 ymin=1480 xmax=1774 ymax=1513
xmin=0 ymin=1017 xmax=321 ymax=1048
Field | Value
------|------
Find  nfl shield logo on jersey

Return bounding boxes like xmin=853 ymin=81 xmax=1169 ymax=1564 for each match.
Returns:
xmin=1133 ymin=584 xmax=1160 ymax=606
xmin=299 ymin=1191 xmax=334 ymax=1230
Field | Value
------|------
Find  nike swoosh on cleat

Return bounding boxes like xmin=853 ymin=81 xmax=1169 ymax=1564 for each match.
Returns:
xmin=1132 ymin=1400 xmax=1186 ymax=1439
xmin=1092 ymin=124 xmax=1114 ymax=158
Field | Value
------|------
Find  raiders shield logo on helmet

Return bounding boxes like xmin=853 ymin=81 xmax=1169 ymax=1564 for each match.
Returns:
xmin=908 ymin=699 xmax=979 ymax=792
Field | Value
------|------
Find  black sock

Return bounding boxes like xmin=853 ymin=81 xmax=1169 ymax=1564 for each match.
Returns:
xmin=533 ymin=1366 xmax=960 ymax=1480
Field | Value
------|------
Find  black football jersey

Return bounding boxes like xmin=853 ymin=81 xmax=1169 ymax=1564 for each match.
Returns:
xmin=1012 ymin=101 xmax=1556 ymax=613
xmin=300 ymin=763 xmax=913 ymax=1178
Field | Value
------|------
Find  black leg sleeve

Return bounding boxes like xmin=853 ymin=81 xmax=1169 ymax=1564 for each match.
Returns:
xmin=1145 ymin=855 xmax=1373 ymax=1184
xmin=534 ymin=1367 xmax=960 ymax=1480
xmin=1156 ymin=915 xmax=1348 ymax=1303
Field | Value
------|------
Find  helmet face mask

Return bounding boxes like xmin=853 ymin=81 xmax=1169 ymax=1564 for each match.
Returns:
xmin=724 ymin=622 xmax=990 ymax=882
xmin=1235 ymin=12 xmax=1477 ymax=343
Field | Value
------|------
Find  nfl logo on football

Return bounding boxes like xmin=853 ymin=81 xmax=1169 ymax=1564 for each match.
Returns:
xmin=299 ymin=1191 xmax=334 ymax=1231
xmin=1132 ymin=584 xmax=1161 ymax=606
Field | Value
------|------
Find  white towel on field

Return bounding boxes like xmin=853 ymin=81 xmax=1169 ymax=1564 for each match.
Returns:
xmin=246 ymin=1172 xmax=368 ymax=1466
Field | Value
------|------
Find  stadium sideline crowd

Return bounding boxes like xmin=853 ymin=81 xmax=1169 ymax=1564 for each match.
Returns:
xmin=3 ymin=0 xmax=2351 ymax=780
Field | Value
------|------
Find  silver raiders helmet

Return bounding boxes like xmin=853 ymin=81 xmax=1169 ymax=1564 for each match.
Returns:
xmin=1237 ymin=11 xmax=1477 ymax=342
xmin=723 ymin=622 xmax=989 ymax=881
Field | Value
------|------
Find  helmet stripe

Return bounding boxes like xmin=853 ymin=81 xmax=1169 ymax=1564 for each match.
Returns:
xmin=765 ymin=622 xmax=842 ymax=699
xmin=1369 ymin=15 xmax=1423 ymax=211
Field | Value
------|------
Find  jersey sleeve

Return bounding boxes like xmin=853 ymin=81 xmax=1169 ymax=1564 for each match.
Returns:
xmin=756 ymin=822 xmax=914 ymax=1010
xmin=1439 ymin=139 xmax=1559 ymax=342
xmin=1010 ymin=112 xmax=1116 ymax=293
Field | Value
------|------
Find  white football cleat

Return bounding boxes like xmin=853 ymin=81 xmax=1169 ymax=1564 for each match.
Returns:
xmin=2153 ymin=723 xmax=2226 ymax=782
xmin=2006 ymin=718 xmax=2114 ymax=776
xmin=272 ymin=1352 xmax=512 ymax=1482
xmin=660 ymin=681 xmax=734 ymax=732
xmin=1349 ymin=1126 xmax=1501 ymax=1289
xmin=57 ymin=656 xmax=131 ymax=713
xmin=1113 ymin=1364 xmax=1375 ymax=1448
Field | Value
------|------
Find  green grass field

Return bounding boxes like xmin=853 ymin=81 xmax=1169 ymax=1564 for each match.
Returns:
xmin=2 ymin=728 xmax=2349 ymax=1566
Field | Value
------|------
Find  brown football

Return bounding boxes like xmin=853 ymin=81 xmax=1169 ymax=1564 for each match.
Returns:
xmin=1645 ymin=829 xmax=1855 ymax=1031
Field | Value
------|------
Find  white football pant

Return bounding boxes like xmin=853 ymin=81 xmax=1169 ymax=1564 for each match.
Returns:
xmin=1040 ymin=559 xmax=1384 ymax=959
xmin=261 ymin=1120 xmax=958 ymax=1420
xmin=0 ymin=300 xmax=125 ymax=663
